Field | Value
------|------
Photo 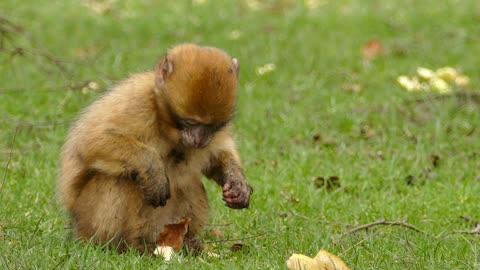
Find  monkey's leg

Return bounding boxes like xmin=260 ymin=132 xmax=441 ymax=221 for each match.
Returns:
xmin=81 ymin=131 xmax=170 ymax=207
xmin=204 ymin=151 xmax=253 ymax=209
xmin=72 ymin=173 xmax=156 ymax=253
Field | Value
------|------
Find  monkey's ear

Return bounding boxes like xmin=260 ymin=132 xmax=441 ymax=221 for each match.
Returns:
xmin=232 ymin=58 xmax=239 ymax=74
xmin=155 ymin=55 xmax=174 ymax=88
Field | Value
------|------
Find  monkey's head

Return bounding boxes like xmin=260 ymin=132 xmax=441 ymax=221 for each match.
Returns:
xmin=155 ymin=43 xmax=239 ymax=149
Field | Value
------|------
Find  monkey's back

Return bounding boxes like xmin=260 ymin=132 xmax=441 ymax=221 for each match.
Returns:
xmin=58 ymin=72 xmax=159 ymax=210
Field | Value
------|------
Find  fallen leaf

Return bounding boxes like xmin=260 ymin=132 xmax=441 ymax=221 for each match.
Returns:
xmin=154 ymin=217 xmax=191 ymax=261
xmin=405 ymin=174 xmax=415 ymax=186
xmin=369 ymin=150 xmax=385 ymax=160
xmin=361 ymin=38 xmax=384 ymax=60
xmin=230 ymin=243 xmax=246 ymax=252
xmin=360 ymin=125 xmax=377 ymax=138
xmin=83 ymin=0 xmax=114 ymax=14
xmin=311 ymin=134 xmax=337 ymax=146
xmin=430 ymin=153 xmax=441 ymax=168
xmin=73 ymin=45 xmax=99 ymax=58
xmin=341 ymin=83 xmax=362 ymax=93
xmin=313 ymin=176 xmax=341 ymax=190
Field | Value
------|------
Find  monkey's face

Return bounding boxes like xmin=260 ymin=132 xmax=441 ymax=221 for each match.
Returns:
xmin=169 ymin=109 xmax=228 ymax=148
xmin=156 ymin=44 xmax=239 ymax=149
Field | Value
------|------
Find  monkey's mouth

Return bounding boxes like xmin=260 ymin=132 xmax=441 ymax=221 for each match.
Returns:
xmin=181 ymin=129 xmax=212 ymax=149
xmin=182 ymin=138 xmax=211 ymax=149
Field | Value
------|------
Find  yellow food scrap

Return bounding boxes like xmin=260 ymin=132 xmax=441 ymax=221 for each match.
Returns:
xmin=287 ymin=249 xmax=351 ymax=270
xmin=397 ymin=66 xmax=469 ymax=94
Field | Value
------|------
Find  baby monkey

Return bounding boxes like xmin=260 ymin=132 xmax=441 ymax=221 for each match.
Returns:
xmin=58 ymin=43 xmax=253 ymax=253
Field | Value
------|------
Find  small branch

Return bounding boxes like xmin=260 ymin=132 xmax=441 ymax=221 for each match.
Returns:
xmin=404 ymin=91 xmax=480 ymax=105
xmin=447 ymin=224 xmax=480 ymax=236
xmin=0 ymin=15 xmax=72 ymax=77
xmin=208 ymin=222 xmax=234 ymax=227
xmin=203 ymin=230 xmax=272 ymax=244
xmin=342 ymin=219 xmax=428 ymax=236
xmin=460 ymin=215 xmax=480 ymax=225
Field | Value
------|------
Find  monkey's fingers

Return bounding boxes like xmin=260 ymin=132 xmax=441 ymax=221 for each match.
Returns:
xmin=222 ymin=182 xmax=231 ymax=192
xmin=143 ymin=181 xmax=171 ymax=208
xmin=222 ymin=181 xmax=252 ymax=208
xmin=223 ymin=190 xmax=250 ymax=209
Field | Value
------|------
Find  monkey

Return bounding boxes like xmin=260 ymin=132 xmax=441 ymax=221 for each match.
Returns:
xmin=58 ymin=43 xmax=253 ymax=253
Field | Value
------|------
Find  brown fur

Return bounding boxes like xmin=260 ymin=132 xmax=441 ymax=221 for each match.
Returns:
xmin=58 ymin=43 xmax=252 ymax=253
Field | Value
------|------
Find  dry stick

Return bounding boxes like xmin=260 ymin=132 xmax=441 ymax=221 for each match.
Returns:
xmin=460 ymin=215 xmax=480 ymax=225
xmin=337 ymin=219 xmax=431 ymax=258
xmin=0 ymin=15 xmax=71 ymax=77
xmin=341 ymin=219 xmax=428 ymax=236
xmin=448 ymin=224 xmax=480 ymax=236
xmin=404 ymin=91 xmax=480 ymax=105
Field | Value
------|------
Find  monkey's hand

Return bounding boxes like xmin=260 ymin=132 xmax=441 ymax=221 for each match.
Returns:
xmin=135 ymin=166 xmax=171 ymax=208
xmin=222 ymin=177 xmax=253 ymax=209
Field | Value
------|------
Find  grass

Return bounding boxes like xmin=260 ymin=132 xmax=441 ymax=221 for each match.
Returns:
xmin=1 ymin=0 xmax=480 ymax=269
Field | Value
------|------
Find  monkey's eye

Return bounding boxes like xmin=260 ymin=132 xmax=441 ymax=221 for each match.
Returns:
xmin=179 ymin=119 xmax=200 ymax=128
xmin=209 ymin=122 xmax=227 ymax=132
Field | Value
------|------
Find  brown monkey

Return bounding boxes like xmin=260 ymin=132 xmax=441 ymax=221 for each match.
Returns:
xmin=58 ymin=43 xmax=252 ymax=253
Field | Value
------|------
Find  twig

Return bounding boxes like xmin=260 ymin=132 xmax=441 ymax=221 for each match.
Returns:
xmin=460 ymin=215 xmax=480 ymax=225
xmin=0 ymin=15 xmax=72 ymax=77
xmin=404 ymin=91 xmax=480 ymax=105
xmin=450 ymin=229 xmax=480 ymax=235
xmin=203 ymin=230 xmax=272 ymax=244
xmin=342 ymin=219 xmax=428 ymax=236
xmin=208 ymin=222 xmax=233 ymax=227
xmin=444 ymin=224 xmax=480 ymax=236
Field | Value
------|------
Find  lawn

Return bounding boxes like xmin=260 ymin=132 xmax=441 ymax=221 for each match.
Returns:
xmin=1 ymin=0 xmax=479 ymax=269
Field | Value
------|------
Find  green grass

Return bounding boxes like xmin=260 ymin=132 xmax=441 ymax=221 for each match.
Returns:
xmin=1 ymin=0 xmax=480 ymax=269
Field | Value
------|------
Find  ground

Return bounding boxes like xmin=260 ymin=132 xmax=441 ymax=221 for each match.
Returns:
xmin=1 ymin=1 xmax=479 ymax=269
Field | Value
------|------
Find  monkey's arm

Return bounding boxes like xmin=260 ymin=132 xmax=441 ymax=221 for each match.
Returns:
xmin=204 ymin=149 xmax=253 ymax=209
xmin=80 ymin=129 xmax=170 ymax=207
